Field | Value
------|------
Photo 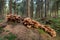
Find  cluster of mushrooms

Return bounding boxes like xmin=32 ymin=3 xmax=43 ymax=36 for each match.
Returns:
xmin=6 ymin=14 xmax=56 ymax=37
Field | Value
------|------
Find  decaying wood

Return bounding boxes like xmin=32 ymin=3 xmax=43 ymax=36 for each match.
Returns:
xmin=5 ymin=14 xmax=56 ymax=37
xmin=23 ymin=17 xmax=56 ymax=37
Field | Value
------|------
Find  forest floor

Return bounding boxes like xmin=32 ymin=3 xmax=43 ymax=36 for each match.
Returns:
xmin=0 ymin=17 xmax=60 ymax=40
xmin=0 ymin=23 xmax=56 ymax=40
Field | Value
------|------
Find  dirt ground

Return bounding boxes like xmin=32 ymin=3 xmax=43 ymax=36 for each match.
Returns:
xmin=0 ymin=22 xmax=59 ymax=40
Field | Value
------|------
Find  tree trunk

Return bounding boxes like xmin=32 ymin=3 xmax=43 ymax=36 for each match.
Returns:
xmin=44 ymin=0 xmax=47 ymax=17
xmin=40 ymin=0 xmax=43 ymax=18
xmin=26 ymin=0 xmax=31 ymax=17
xmin=14 ymin=0 xmax=17 ymax=14
xmin=9 ymin=0 xmax=12 ymax=14
xmin=0 ymin=0 xmax=5 ymax=19
xmin=36 ymin=0 xmax=41 ymax=18
xmin=30 ymin=0 xmax=33 ymax=18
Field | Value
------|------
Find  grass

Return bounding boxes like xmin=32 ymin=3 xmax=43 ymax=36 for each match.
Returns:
xmin=38 ymin=17 xmax=60 ymax=33
xmin=0 ymin=19 xmax=4 ymax=23
xmin=38 ymin=28 xmax=45 ymax=34
xmin=0 ymin=37 xmax=3 ymax=40
xmin=0 ymin=32 xmax=17 ymax=40
xmin=4 ymin=32 xmax=17 ymax=40
xmin=6 ymin=30 xmax=10 ymax=32
xmin=0 ymin=27 xmax=4 ymax=31
xmin=49 ymin=17 xmax=60 ymax=32
xmin=38 ymin=17 xmax=60 ymax=39
xmin=0 ymin=27 xmax=5 ymax=33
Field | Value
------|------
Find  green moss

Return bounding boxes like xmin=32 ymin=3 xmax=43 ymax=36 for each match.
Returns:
xmin=4 ymin=33 xmax=17 ymax=40
xmin=0 ymin=19 xmax=3 ymax=23
xmin=38 ymin=29 xmax=45 ymax=34
xmin=6 ymin=30 xmax=10 ymax=32
xmin=0 ymin=38 xmax=3 ymax=40
xmin=0 ymin=27 xmax=3 ymax=30
xmin=0 ymin=27 xmax=5 ymax=33
xmin=48 ymin=18 xmax=60 ymax=33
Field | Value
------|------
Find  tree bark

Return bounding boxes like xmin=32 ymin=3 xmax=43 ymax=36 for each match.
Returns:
xmin=25 ymin=0 xmax=31 ymax=18
xmin=9 ymin=0 xmax=12 ymax=14
xmin=30 ymin=0 xmax=33 ymax=18
xmin=36 ymin=0 xmax=41 ymax=18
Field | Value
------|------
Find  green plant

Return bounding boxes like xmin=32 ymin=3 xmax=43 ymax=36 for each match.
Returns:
xmin=0 ymin=27 xmax=5 ymax=33
xmin=38 ymin=28 xmax=45 ymax=34
xmin=0 ymin=38 xmax=3 ymax=40
xmin=50 ymin=18 xmax=60 ymax=31
xmin=4 ymin=33 xmax=17 ymax=40
xmin=6 ymin=30 xmax=10 ymax=32
xmin=0 ymin=19 xmax=3 ymax=23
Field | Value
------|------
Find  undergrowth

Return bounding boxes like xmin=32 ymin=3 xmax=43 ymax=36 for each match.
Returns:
xmin=4 ymin=32 xmax=17 ymax=40
xmin=50 ymin=17 xmax=60 ymax=33
xmin=38 ymin=28 xmax=45 ymax=34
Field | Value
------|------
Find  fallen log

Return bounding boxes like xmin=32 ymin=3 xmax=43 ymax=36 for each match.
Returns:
xmin=23 ymin=17 xmax=56 ymax=37
xmin=6 ymin=14 xmax=22 ymax=23
xmin=41 ymin=25 xmax=56 ymax=37
xmin=6 ymin=15 xmax=56 ymax=37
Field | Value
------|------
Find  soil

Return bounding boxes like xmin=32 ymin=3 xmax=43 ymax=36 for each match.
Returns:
xmin=0 ymin=22 xmax=59 ymax=40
